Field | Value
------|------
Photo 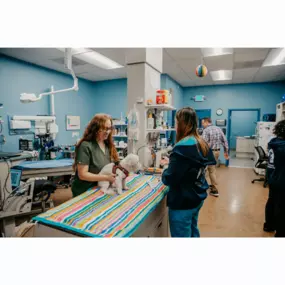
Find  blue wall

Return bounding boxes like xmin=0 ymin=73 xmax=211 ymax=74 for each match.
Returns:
xmin=0 ymin=56 xmax=184 ymax=152
xmin=0 ymin=55 xmax=95 ymax=152
xmin=161 ymin=74 xmax=184 ymax=132
xmin=183 ymin=82 xmax=285 ymax=124
xmin=92 ymin=74 xmax=184 ymax=119
xmin=161 ymin=74 xmax=184 ymax=109
xmin=92 ymin=78 xmax=127 ymax=119
xmin=183 ymin=82 xmax=285 ymax=162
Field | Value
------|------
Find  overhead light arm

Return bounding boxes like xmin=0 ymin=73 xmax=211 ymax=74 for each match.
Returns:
xmin=20 ymin=48 xmax=79 ymax=103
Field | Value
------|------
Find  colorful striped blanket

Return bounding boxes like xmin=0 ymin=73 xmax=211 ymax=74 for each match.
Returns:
xmin=33 ymin=174 xmax=168 ymax=237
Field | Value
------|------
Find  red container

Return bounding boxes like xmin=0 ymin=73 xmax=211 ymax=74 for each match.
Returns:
xmin=156 ymin=94 xmax=163 ymax=104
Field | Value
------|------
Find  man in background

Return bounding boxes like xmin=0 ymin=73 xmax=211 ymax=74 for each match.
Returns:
xmin=202 ymin=117 xmax=229 ymax=197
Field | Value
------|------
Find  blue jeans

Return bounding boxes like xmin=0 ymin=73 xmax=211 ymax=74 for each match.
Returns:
xmin=169 ymin=202 xmax=204 ymax=238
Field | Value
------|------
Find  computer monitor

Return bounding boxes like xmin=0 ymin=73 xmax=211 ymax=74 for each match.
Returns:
xmin=10 ymin=168 xmax=22 ymax=189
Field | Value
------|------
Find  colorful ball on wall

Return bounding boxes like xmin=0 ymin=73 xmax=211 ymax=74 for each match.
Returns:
xmin=195 ymin=64 xmax=208 ymax=78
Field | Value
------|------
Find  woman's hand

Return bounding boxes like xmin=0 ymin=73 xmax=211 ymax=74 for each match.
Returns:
xmin=77 ymin=165 xmax=117 ymax=183
xmin=160 ymin=157 xmax=170 ymax=166
xmin=105 ymin=174 xmax=116 ymax=184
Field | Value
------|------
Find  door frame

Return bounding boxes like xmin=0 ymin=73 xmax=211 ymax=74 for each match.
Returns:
xmin=195 ymin=109 xmax=212 ymax=128
xmin=226 ymin=108 xmax=261 ymax=166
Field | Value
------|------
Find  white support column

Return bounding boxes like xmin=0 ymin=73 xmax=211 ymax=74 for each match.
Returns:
xmin=126 ymin=48 xmax=163 ymax=165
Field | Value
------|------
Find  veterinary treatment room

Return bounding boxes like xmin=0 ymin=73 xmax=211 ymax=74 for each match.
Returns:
xmin=3 ymin=3 xmax=285 ymax=285
xmin=0 ymin=47 xmax=285 ymax=239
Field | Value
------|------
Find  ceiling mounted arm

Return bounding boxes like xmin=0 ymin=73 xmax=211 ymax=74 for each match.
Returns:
xmin=20 ymin=48 xmax=79 ymax=103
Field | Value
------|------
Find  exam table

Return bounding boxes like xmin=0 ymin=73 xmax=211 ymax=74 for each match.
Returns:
xmin=20 ymin=174 xmax=170 ymax=238
xmin=13 ymin=159 xmax=74 ymax=179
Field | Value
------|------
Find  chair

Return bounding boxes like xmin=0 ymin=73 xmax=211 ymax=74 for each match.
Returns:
xmin=252 ymin=146 xmax=269 ymax=188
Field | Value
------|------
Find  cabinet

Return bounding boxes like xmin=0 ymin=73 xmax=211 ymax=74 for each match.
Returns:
xmin=236 ymin=137 xmax=255 ymax=158
xmin=276 ymin=102 xmax=285 ymax=122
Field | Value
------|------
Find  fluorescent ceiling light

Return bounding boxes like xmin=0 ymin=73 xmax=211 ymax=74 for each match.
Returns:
xmin=210 ymin=70 xmax=232 ymax=81
xmin=57 ymin=48 xmax=123 ymax=69
xmin=262 ymin=48 xmax=285 ymax=67
xmin=201 ymin=48 xmax=233 ymax=57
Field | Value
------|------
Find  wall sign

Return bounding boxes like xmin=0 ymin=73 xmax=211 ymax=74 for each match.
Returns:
xmin=66 ymin=115 xmax=80 ymax=130
xmin=192 ymin=95 xmax=206 ymax=102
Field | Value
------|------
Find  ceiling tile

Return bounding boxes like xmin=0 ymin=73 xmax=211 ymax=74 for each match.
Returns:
xmin=232 ymin=78 xmax=253 ymax=84
xmin=234 ymin=50 xmax=269 ymax=63
xmin=25 ymin=48 xmax=64 ymax=59
xmin=0 ymin=48 xmax=39 ymax=63
xmin=193 ymin=77 xmax=214 ymax=86
xmin=178 ymin=79 xmax=196 ymax=87
xmin=214 ymin=80 xmax=233 ymax=85
xmin=164 ymin=59 xmax=193 ymax=85
xmin=81 ymin=73 xmax=124 ymax=82
xmin=163 ymin=49 xmax=173 ymax=62
xmin=201 ymin=48 xmax=233 ymax=57
xmin=233 ymin=60 xmax=263 ymax=69
xmin=175 ymin=58 xmax=202 ymax=75
xmin=203 ymin=54 xmax=234 ymax=71
xmin=163 ymin=57 xmax=192 ymax=78
xmin=164 ymin=48 xmax=202 ymax=60
xmin=112 ymin=67 xmax=127 ymax=76
xmin=254 ymin=65 xmax=285 ymax=79
xmin=254 ymin=70 xmax=284 ymax=82
xmin=90 ymin=48 xmax=127 ymax=66
xmin=234 ymin=48 xmax=271 ymax=54
xmin=167 ymin=71 xmax=193 ymax=86
xmin=233 ymin=67 xmax=259 ymax=81
xmin=277 ymin=73 xmax=285 ymax=80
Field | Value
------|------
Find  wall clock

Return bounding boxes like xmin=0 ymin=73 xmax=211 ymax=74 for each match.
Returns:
xmin=216 ymin=108 xmax=223 ymax=116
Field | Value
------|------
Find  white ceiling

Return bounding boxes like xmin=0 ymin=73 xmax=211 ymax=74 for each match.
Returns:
xmin=1 ymin=48 xmax=285 ymax=87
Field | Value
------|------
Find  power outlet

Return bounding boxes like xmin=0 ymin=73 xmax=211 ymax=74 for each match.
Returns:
xmin=72 ymin=132 xmax=79 ymax=138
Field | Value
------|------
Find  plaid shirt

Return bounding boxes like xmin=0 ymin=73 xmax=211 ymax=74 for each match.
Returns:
xmin=202 ymin=125 xmax=229 ymax=152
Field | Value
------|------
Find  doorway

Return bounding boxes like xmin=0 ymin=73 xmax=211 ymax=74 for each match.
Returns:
xmin=196 ymin=109 xmax=211 ymax=130
xmin=227 ymin=109 xmax=260 ymax=168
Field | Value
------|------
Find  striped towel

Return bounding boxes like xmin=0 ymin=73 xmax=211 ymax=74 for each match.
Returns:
xmin=144 ymin=167 xmax=163 ymax=175
xmin=33 ymin=174 xmax=168 ymax=237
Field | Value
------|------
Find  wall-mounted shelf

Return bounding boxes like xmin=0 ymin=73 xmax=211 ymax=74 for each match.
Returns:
xmin=146 ymin=129 xmax=176 ymax=133
xmin=114 ymin=123 xmax=127 ymax=126
xmin=145 ymin=104 xmax=176 ymax=111
xmin=113 ymin=135 xmax=128 ymax=138
xmin=115 ymin=145 xmax=127 ymax=149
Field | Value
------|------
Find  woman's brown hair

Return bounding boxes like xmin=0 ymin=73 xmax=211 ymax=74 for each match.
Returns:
xmin=176 ymin=107 xmax=209 ymax=156
xmin=73 ymin=113 xmax=119 ymax=171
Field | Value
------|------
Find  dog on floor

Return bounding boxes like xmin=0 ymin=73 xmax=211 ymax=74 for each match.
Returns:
xmin=98 ymin=154 xmax=142 ymax=195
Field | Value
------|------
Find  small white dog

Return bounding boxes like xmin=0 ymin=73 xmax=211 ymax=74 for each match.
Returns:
xmin=98 ymin=154 xmax=142 ymax=195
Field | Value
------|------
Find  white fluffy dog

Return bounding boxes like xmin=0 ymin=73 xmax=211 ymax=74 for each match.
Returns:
xmin=98 ymin=154 xmax=142 ymax=195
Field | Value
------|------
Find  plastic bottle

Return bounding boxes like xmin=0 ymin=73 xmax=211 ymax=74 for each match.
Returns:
xmin=168 ymin=90 xmax=172 ymax=106
xmin=147 ymin=113 xmax=154 ymax=129
xmin=163 ymin=92 xmax=169 ymax=104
